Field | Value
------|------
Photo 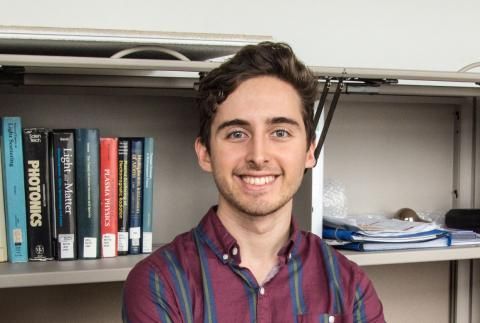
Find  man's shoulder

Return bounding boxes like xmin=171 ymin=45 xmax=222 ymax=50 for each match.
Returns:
xmin=299 ymin=230 xmax=371 ymax=295
xmin=300 ymin=230 xmax=359 ymax=270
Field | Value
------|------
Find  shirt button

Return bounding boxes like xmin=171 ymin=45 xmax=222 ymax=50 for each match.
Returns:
xmin=222 ymin=254 xmax=229 ymax=261
xmin=259 ymin=287 xmax=265 ymax=295
xmin=288 ymin=253 xmax=292 ymax=260
xmin=232 ymin=247 xmax=238 ymax=256
xmin=328 ymin=315 xmax=335 ymax=323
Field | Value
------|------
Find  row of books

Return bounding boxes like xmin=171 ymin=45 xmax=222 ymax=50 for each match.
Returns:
xmin=0 ymin=117 xmax=154 ymax=262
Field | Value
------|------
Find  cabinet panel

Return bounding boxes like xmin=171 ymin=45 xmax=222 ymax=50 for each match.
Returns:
xmin=364 ymin=262 xmax=450 ymax=323
xmin=324 ymin=94 xmax=461 ymax=217
xmin=0 ymin=282 xmax=123 ymax=323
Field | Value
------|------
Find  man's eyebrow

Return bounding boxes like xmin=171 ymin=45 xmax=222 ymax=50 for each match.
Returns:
xmin=268 ymin=117 xmax=301 ymax=128
xmin=216 ymin=117 xmax=300 ymax=133
xmin=216 ymin=119 xmax=250 ymax=132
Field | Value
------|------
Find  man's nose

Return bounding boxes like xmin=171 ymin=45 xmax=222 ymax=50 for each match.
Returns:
xmin=245 ymin=135 xmax=270 ymax=168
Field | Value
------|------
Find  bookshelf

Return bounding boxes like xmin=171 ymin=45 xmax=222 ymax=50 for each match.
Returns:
xmin=1 ymin=27 xmax=480 ymax=323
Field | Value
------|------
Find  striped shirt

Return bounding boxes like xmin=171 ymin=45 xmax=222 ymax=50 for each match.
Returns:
xmin=123 ymin=207 xmax=385 ymax=323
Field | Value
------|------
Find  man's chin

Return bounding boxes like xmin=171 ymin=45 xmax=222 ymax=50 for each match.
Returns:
xmin=217 ymin=184 xmax=292 ymax=217
xmin=233 ymin=200 xmax=287 ymax=217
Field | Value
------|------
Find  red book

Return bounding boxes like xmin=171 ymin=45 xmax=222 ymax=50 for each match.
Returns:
xmin=100 ymin=138 xmax=119 ymax=257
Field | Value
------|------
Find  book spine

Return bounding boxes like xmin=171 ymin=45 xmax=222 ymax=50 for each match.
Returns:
xmin=75 ymin=128 xmax=100 ymax=259
xmin=117 ymin=138 xmax=130 ymax=255
xmin=23 ymin=128 xmax=54 ymax=261
xmin=100 ymin=138 xmax=118 ymax=257
xmin=50 ymin=130 xmax=77 ymax=260
xmin=128 ymin=138 xmax=144 ymax=254
xmin=0 ymin=140 xmax=8 ymax=262
xmin=142 ymin=137 xmax=154 ymax=254
xmin=1 ymin=117 xmax=28 ymax=263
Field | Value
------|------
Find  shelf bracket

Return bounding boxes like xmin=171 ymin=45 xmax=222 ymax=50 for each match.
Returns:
xmin=313 ymin=79 xmax=331 ymax=131
xmin=313 ymin=78 xmax=344 ymax=165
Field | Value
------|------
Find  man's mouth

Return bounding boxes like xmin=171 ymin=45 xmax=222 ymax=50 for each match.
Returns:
xmin=240 ymin=175 xmax=276 ymax=186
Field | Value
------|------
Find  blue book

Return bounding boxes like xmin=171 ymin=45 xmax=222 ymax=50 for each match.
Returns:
xmin=336 ymin=237 xmax=450 ymax=252
xmin=75 ymin=128 xmax=101 ymax=259
xmin=0 ymin=140 xmax=8 ymax=262
xmin=323 ymin=226 xmax=447 ymax=243
xmin=1 ymin=117 xmax=28 ymax=262
xmin=142 ymin=137 xmax=154 ymax=254
xmin=128 ymin=138 xmax=144 ymax=254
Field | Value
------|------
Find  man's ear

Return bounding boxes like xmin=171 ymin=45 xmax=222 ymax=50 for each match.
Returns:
xmin=304 ymin=141 xmax=316 ymax=169
xmin=195 ymin=137 xmax=212 ymax=172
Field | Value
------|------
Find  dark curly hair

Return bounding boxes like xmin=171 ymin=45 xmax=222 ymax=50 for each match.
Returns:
xmin=197 ymin=41 xmax=318 ymax=152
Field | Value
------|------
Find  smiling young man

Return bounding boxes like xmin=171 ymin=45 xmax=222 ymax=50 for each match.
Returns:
xmin=123 ymin=42 xmax=385 ymax=323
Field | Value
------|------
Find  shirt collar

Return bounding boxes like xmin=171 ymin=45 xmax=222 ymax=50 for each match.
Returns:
xmin=195 ymin=205 xmax=301 ymax=265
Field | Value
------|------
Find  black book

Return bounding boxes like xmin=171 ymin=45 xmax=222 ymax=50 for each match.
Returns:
xmin=117 ymin=138 xmax=130 ymax=255
xmin=75 ymin=129 xmax=101 ymax=259
xmin=128 ymin=138 xmax=144 ymax=255
xmin=50 ymin=130 xmax=77 ymax=260
xmin=23 ymin=128 xmax=54 ymax=261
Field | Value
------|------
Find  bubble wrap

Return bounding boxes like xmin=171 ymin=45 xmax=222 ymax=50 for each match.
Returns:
xmin=323 ymin=179 xmax=348 ymax=218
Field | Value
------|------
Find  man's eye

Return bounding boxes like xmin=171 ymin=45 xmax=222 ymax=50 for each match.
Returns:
xmin=227 ymin=131 xmax=246 ymax=139
xmin=272 ymin=129 xmax=290 ymax=138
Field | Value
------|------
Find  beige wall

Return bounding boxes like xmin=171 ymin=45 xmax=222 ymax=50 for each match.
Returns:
xmin=1 ymin=1 xmax=479 ymax=71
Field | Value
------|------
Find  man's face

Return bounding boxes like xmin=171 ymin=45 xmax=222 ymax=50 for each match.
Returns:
xmin=195 ymin=75 xmax=315 ymax=217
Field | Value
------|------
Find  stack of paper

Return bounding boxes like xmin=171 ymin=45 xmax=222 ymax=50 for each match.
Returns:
xmin=447 ymin=229 xmax=480 ymax=246
xmin=323 ymin=215 xmax=449 ymax=251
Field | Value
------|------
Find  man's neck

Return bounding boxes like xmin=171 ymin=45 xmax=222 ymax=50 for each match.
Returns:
xmin=216 ymin=201 xmax=292 ymax=283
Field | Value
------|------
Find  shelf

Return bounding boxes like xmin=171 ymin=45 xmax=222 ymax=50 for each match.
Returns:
xmin=0 ymin=254 xmax=148 ymax=289
xmin=2 ymin=53 xmax=480 ymax=94
xmin=341 ymin=245 xmax=480 ymax=266
xmin=1 ymin=245 xmax=480 ymax=288
xmin=0 ymin=26 xmax=272 ymax=60
xmin=2 ymin=55 xmax=480 ymax=83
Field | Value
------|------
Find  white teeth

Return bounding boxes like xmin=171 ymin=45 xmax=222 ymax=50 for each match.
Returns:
xmin=242 ymin=176 xmax=275 ymax=185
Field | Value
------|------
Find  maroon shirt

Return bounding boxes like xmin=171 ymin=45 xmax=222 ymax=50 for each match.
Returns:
xmin=123 ymin=207 xmax=385 ymax=323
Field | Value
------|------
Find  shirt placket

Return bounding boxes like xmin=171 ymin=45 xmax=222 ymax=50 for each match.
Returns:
xmin=231 ymin=259 xmax=286 ymax=323
xmin=256 ymin=284 xmax=269 ymax=323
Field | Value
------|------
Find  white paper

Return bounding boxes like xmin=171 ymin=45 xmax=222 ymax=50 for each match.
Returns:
xmin=59 ymin=234 xmax=75 ymax=259
xmin=129 ymin=227 xmax=141 ymax=239
xmin=13 ymin=228 xmax=23 ymax=244
xmin=102 ymin=234 xmax=116 ymax=257
xmin=142 ymin=232 xmax=152 ymax=253
xmin=83 ymin=237 xmax=97 ymax=258
xmin=118 ymin=232 xmax=129 ymax=252
xmin=324 ymin=214 xmax=439 ymax=236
